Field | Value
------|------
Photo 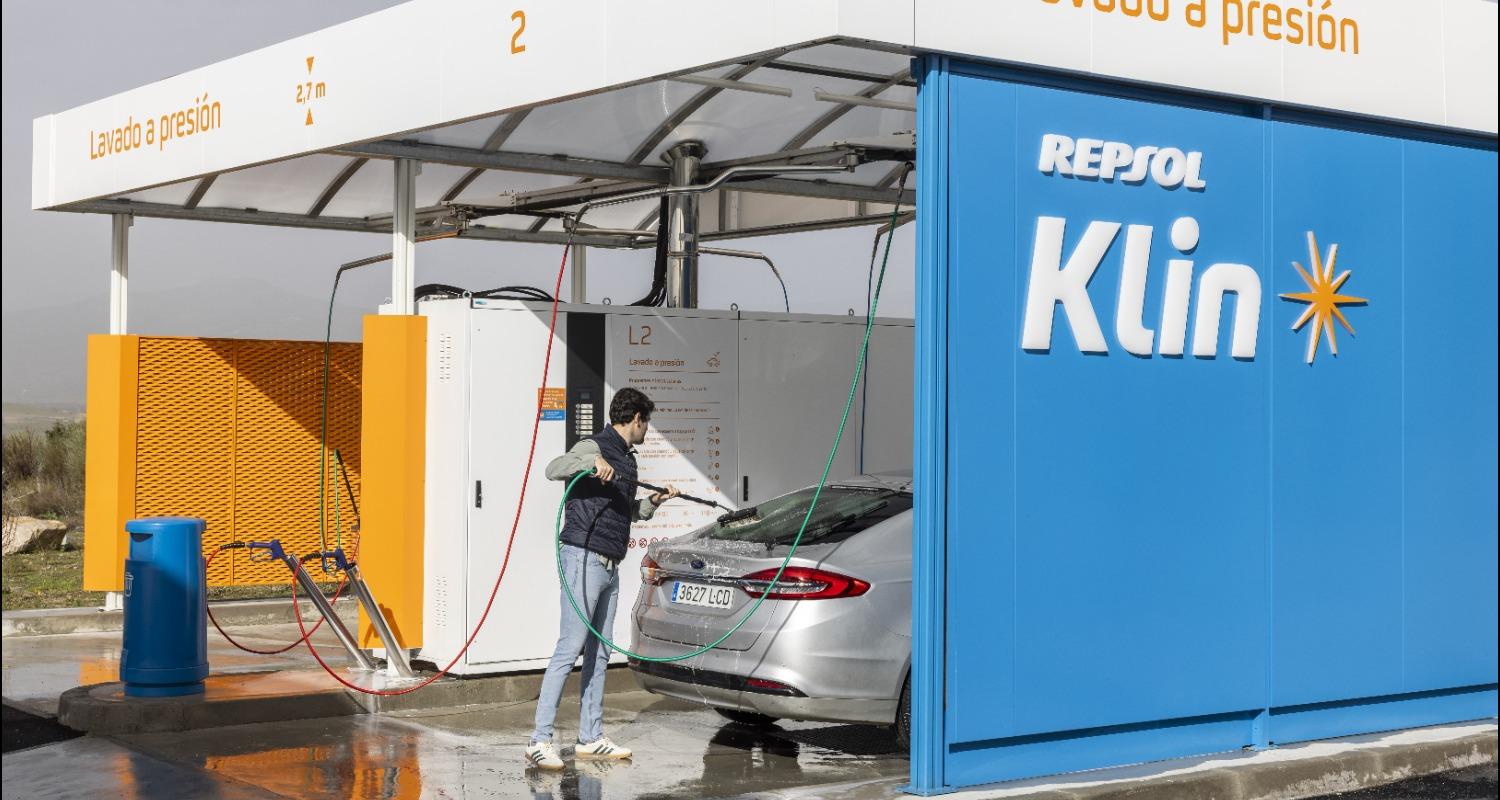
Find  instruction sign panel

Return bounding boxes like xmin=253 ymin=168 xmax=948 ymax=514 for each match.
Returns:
xmin=537 ymin=386 xmax=565 ymax=421
xmin=606 ymin=315 xmax=739 ymax=548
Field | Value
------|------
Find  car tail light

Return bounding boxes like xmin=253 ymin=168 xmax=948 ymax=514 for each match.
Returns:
xmin=745 ymin=677 xmax=798 ymax=694
xmin=641 ymin=555 xmax=663 ymax=586
xmin=737 ymin=567 xmax=870 ymax=600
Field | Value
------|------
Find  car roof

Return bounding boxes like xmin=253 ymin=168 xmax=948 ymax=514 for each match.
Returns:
xmin=825 ymin=471 xmax=913 ymax=494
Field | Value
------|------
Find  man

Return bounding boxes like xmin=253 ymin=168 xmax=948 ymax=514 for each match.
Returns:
xmin=525 ymin=387 xmax=680 ymax=770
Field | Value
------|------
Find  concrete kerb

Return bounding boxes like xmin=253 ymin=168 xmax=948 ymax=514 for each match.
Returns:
xmin=56 ymin=663 xmax=642 ymax=735
xmin=2 ymin=598 xmax=359 ymax=637
xmin=745 ymin=725 xmax=1497 ymax=800
xmin=57 ymin=680 xmax=366 ymax=736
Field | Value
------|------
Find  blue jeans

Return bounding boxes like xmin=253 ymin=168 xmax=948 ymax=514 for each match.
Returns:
xmin=532 ymin=544 xmax=619 ymax=744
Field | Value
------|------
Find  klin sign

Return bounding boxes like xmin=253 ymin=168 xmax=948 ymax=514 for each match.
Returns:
xmin=1022 ymin=215 xmax=1261 ymax=359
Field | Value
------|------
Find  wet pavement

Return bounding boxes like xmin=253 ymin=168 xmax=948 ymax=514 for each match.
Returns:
xmin=2 ymin=622 xmax=340 ymax=717
xmin=6 ymin=624 xmax=1492 ymax=799
xmin=2 ymin=623 xmax=909 ymax=799
xmin=1305 ymin=763 xmax=1497 ymax=799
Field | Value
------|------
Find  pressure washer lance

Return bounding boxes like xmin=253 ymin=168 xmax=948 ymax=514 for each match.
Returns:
xmin=605 ymin=474 xmax=760 ymax=525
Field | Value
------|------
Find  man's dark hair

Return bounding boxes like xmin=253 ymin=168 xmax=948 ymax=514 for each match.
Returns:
xmin=609 ymin=388 xmax=655 ymax=425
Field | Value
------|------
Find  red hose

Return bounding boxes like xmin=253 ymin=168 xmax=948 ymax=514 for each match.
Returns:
xmin=205 ymin=538 xmax=354 ymax=655
xmin=291 ymin=244 xmax=573 ymax=696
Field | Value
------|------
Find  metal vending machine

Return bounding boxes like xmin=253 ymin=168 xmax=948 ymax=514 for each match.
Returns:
xmin=418 ymin=298 xmax=913 ymax=674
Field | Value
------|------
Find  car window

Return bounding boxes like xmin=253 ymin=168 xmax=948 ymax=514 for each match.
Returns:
xmin=705 ymin=486 xmax=913 ymax=547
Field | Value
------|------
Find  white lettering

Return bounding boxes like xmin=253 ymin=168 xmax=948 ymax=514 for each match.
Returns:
xmin=1115 ymin=225 xmax=1156 ymax=355
xmin=1021 ymin=217 xmax=1118 ymax=353
xmin=1151 ymin=147 xmax=1189 ymax=187
xmin=1038 ymin=135 xmax=1205 ymax=189
xmin=1072 ymin=138 xmax=1105 ymax=178
xmin=1039 ymin=134 xmax=1075 ymax=175
xmin=1159 ymin=217 xmax=1201 ymax=357
xmin=1021 ymin=215 xmax=1262 ymax=360
xmin=1192 ymin=263 xmax=1262 ymax=358
xmin=1122 ymin=145 xmax=1158 ymax=183
xmin=1183 ymin=151 xmax=1207 ymax=190
xmin=1099 ymin=141 xmax=1134 ymax=180
xmin=1159 ymin=260 xmax=1195 ymax=356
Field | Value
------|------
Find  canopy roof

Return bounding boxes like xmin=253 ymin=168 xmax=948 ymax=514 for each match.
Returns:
xmin=32 ymin=0 xmax=1496 ymax=247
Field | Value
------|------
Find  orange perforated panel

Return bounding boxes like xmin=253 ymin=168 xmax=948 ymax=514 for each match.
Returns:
xmin=132 ymin=337 xmax=361 ymax=587
xmin=231 ymin=341 xmax=362 ymax=584
xmin=134 ymin=339 xmax=237 ymax=584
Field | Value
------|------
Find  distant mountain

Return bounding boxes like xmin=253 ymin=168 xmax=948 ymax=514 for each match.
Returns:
xmin=1 ymin=402 xmax=85 ymax=435
xmin=2 ymin=275 xmax=371 ymax=405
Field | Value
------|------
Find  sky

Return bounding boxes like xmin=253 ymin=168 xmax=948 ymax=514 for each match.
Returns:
xmin=0 ymin=1 xmax=915 ymax=406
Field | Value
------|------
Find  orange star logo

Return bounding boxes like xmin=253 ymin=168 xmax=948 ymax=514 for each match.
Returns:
xmin=1280 ymin=231 xmax=1367 ymax=364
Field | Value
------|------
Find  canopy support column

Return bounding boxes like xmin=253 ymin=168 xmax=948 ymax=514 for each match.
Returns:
xmin=391 ymin=159 xmax=419 ymax=315
xmin=109 ymin=214 xmax=132 ymax=335
xmin=104 ymin=212 xmax=132 ymax=614
xmin=664 ymin=141 xmax=705 ymax=308
xmin=571 ymin=246 xmax=587 ymax=303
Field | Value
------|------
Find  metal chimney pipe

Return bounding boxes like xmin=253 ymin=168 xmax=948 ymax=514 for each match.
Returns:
xmin=664 ymin=141 xmax=706 ymax=308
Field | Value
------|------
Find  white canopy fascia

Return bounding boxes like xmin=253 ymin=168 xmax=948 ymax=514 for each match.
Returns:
xmin=32 ymin=0 xmax=1497 ymax=215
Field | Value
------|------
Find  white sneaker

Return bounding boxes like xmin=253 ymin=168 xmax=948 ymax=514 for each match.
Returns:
xmin=524 ymin=740 xmax=565 ymax=770
xmin=575 ymin=736 xmax=633 ymax=760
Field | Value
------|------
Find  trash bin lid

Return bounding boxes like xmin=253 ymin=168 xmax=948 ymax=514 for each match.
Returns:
xmin=125 ymin=517 xmax=206 ymax=535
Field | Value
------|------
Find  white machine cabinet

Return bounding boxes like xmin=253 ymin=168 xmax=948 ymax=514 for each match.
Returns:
xmin=419 ymin=299 xmax=912 ymax=674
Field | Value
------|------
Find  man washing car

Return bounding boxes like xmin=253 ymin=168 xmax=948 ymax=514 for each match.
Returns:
xmin=525 ymin=387 xmax=680 ymax=770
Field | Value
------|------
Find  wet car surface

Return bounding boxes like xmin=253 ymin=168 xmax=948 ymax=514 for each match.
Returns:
xmin=631 ymin=474 xmax=914 ymax=739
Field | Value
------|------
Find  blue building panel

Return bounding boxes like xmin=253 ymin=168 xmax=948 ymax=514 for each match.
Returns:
xmin=913 ymin=56 xmax=1499 ymax=793
xmin=1400 ymin=141 xmax=1500 ymax=693
xmin=1269 ymin=122 xmax=1407 ymax=710
xmin=1005 ymin=83 xmax=1269 ymax=738
xmin=944 ymin=77 xmax=1019 ymax=745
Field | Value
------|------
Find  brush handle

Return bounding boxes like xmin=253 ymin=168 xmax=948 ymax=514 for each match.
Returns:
xmin=613 ymin=475 xmax=722 ymax=509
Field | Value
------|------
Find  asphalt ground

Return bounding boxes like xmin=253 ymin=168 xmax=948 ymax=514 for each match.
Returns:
xmin=1 ymin=702 xmax=82 ymax=754
xmin=1305 ymin=763 xmax=1497 ymax=800
xmin=3 ymin=623 xmax=1494 ymax=799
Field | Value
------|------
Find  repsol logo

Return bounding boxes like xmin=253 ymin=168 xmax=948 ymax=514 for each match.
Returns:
xmin=1021 ymin=216 xmax=1262 ymax=359
xmin=1039 ymin=133 xmax=1206 ymax=189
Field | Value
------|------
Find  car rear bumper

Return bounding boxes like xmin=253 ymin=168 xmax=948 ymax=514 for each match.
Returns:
xmin=630 ymin=659 xmax=898 ymax=725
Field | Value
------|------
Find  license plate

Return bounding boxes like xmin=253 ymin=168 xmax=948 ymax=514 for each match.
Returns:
xmin=671 ymin=581 xmax=735 ymax=610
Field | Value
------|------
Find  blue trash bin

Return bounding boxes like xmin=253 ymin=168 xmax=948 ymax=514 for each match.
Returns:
xmin=121 ymin=517 xmax=209 ymax=697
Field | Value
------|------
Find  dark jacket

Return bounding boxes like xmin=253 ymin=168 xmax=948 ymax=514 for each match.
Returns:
xmin=546 ymin=426 xmax=658 ymax=561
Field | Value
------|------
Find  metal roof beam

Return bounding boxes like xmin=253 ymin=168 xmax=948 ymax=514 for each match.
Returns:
xmin=698 ymin=144 xmax=870 ymax=174
xmin=626 ymin=56 xmax=779 ymax=166
xmin=440 ymin=109 xmax=534 ymax=203
xmin=183 ymin=175 xmax=217 ymax=210
xmin=718 ymin=177 xmax=914 ymax=206
xmin=459 ymin=225 xmax=638 ymax=248
xmin=635 ymin=67 xmax=912 ymax=230
xmin=517 ymin=57 xmax=784 ymax=237
xmin=459 ymin=179 xmax=657 ymax=213
xmin=754 ymin=59 xmax=917 ymax=88
xmin=307 ymin=157 xmax=369 ymax=217
xmin=332 ymin=140 xmax=670 ymax=183
xmin=57 ymin=200 xmax=629 ymax=247
xmin=695 ymin=210 xmax=916 ymax=245
xmin=64 ymin=199 xmax=380 ymax=232
xmin=782 ymin=68 xmax=911 ymax=152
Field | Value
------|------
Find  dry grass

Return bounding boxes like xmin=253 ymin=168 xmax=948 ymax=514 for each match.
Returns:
xmin=0 ymin=550 xmax=338 ymax=611
xmin=3 ymin=420 xmax=85 ymax=528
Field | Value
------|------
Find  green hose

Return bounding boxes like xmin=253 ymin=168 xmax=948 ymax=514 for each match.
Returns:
xmin=554 ymin=165 xmax=911 ymax=662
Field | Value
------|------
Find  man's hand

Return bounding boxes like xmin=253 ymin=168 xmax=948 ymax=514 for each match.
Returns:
xmin=593 ymin=456 xmax=615 ymax=483
xmin=649 ymin=485 xmax=681 ymax=505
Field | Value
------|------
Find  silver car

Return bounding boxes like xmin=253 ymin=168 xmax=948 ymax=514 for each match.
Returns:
xmin=628 ymin=473 xmax=914 ymax=746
